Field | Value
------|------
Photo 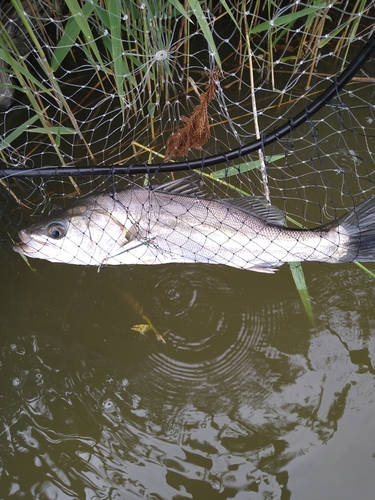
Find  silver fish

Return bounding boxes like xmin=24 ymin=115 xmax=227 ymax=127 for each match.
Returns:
xmin=13 ymin=178 xmax=375 ymax=272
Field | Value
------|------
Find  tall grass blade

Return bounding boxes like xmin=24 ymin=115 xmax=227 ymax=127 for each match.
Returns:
xmin=0 ymin=49 xmax=49 ymax=92
xmin=168 ymin=0 xmax=192 ymax=21
xmin=186 ymin=0 xmax=221 ymax=67
xmin=0 ymin=114 xmax=39 ymax=151
xmin=211 ymin=155 xmax=284 ymax=179
xmin=250 ymin=4 xmax=328 ymax=35
xmin=28 ymin=127 xmax=77 ymax=135
xmin=63 ymin=0 xmax=103 ymax=66
xmin=108 ymin=0 xmax=125 ymax=107
xmin=51 ymin=0 xmax=97 ymax=71
xmin=217 ymin=0 xmax=240 ymax=29
xmin=289 ymin=262 xmax=315 ymax=326
xmin=354 ymin=262 xmax=375 ymax=279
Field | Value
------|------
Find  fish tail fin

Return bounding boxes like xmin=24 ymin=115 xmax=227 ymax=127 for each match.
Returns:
xmin=336 ymin=197 xmax=375 ymax=262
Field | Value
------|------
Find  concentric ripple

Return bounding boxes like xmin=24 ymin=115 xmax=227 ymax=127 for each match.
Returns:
xmin=130 ymin=266 xmax=296 ymax=408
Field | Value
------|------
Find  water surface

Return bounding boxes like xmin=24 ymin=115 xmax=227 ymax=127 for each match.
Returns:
xmin=1 ymin=240 xmax=375 ymax=499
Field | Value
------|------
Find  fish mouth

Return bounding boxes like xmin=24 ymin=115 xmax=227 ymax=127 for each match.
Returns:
xmin=12 ymin=240 xmax=47 ymax=256
xmin=13 ymin=242 xmax=29 ymax=254
xmin=13 ymin=230 xmax=58 ymax=256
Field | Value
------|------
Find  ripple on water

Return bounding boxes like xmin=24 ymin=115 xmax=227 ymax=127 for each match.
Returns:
xmin=0 ymin=266 xmax=309 ymax=499
xmin=129 ymin=266 xmax=295 ymax=409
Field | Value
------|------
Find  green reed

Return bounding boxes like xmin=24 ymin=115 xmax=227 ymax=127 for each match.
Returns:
xmin=2 ymin=0 xmax=370 ymax=154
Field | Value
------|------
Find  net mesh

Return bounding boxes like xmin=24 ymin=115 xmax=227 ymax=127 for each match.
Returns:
xmin=1 ymin=0 xmax=375 ymax=270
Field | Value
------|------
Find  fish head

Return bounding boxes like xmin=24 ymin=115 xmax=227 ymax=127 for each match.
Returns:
xmin=13 ymin=200 xmax=134 ymax=265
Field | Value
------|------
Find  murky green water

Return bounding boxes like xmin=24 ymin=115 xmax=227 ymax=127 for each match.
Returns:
xmin=1 ymin=236 xmax=375 ymax=499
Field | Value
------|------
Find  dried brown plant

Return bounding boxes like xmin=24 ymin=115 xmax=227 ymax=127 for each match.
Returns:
xmin=164 ymin=66 xmax=221 ymax=162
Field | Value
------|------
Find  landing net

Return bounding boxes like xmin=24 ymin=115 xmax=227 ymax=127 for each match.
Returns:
xmin=1 ymin=0 xmax=375 ymax=269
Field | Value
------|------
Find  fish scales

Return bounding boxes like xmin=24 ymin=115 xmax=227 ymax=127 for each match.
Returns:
xmin=13 ymin=178 xmax=375 ymax=272
xmin=116 ymin=190 xmax=343 ymax=267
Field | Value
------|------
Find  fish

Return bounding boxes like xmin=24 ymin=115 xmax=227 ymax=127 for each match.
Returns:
xmin=12 ymin=177 xmax=375 ymax=272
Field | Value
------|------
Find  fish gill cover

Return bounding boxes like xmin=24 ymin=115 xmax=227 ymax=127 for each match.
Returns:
xmin=0 ymin=0 xmax=375 ymax=271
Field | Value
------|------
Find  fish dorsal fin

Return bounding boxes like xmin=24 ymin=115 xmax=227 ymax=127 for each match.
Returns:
xmin=152 ymin=175 xmax=207 ymax=198
xmin=151 ymin=177 xmax=286 ymax=226
xmin=224 ymin=196 xmax=287 ymax=227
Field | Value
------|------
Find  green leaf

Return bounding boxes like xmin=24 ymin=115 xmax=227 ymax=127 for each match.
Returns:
xmin=318 ymin=22 xmax=348 ymax=48
xmin=168 ymin=0 xmax=192 ymax=21
xmin=0 ymin=48 xmax=47 ymax=92
xmin=27 ymin=127 xmax=77 ymax=135
xmin=186 ymin=0 xmax=221 ymax=67
xmin=108 ymin=0 xmax=125 ymax=100
xmin=289 ymin=262 xmax=315 ymax=326
xmin=211 ymin=154 xmax=284 ymax=179
xmin=51 ymin=0 xmax=97 ymax=70
xmin=354 ymin=262 xmax=375 ymax=279
xmin=250 ymin=4 xmax=328 ymax=34
xmin=148 ymin=103 xmax=156 ymax=118
xmin=63 ymin=0 xmax=103 ymax=66
xmin=216 ymin=0 xmax=239 ymax=29
xmin=0 ymin=114 xmax=40 ymax=151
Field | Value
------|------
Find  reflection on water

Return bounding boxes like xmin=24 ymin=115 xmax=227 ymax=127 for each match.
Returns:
xmin=0 ymin=245 xmax=375 ymax=499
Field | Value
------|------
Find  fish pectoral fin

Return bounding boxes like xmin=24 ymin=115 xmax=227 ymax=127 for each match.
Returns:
xmin=119 ymin=223 xmax=148 ymax=246
xmin=244 ymin=264 xmax=278 ymax=274
xmin=122 ymin=224 xmax=137 ymax=244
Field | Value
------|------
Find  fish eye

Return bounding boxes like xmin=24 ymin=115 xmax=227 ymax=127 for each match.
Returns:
xmin=47 ymin=222 xmax=66 ymax=239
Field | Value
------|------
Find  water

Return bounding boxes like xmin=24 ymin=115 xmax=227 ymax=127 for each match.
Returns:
xmin=1 ymin=235 xmax=375 ymax=499
xmin=1 ymin=35 xmax=375 ymax=499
